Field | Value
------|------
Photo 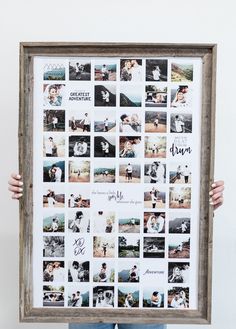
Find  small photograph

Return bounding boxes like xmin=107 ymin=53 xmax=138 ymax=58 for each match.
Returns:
xmin=68 ymin=210 xmax=90 ymax=233
xmin=43 ymin=261 xmax=65 ymax=282
xmin=169 ymin=213 xmax=191 ymax=234
xmin=170 ymin=113 xmax=192 ymax=133
xmin=118 ymin=213 xmax=140 ymax=233
xmin=146 ymin=59 xmax=168 ymax=81
xmin=168 ymin=287 xmax=189 ymax=308
xmin=169 ymin=187 xmax=191 ymax=209
xmin=43 ymin=212 xmax=65 ymax=232
xmin=93 ymin=286 xmax=114 ymax=308
xmin=171 ymin=85 xmax=192 ymax=108
xmin=43 ymin=63 xmax=65 ymax=80
xmin=171 ymin=62 xmax=193 ymax=82
xmin=94 ymin=85 xmax=116 ymax=107
xmin=144 ymin=161 xmax=166 ymax=183
xmin=118 ymin=236 xmax=140 ymax=258
xmin=143 ymin=212 xmax=165 ymax=234
xmin=119 ymin=111 xmax=142 ymax=133
xmin=43 ymin=161 xmax=65 ymax=183
xmin=143 ymin=237 xmax=165 ymax=258
xmin=68 ymin=187 xmax=90 ymax=208
xmin=43 ymin=84 xmax=65 ymax=107
xmin=118 ymin=261 xmax=139 ymax=283
xmin=168 ymin=236 xmax=190 ymax=259
xmin=94 ymin=161 xmax=116 ymax=183
xmin=43 ymin=236 xmax=64 ymax=257
xmin=119 ymin=136 xmax=142 ymax=158
xmin=95 ymin=63 xmax=117 ymax=81
xmin=68 ymin=286 xmax=89 ymax=307
xmin=69 ymin=111 xmax=91 ymax=132
xmin=43 ymin=286 xmax=64 ymax=307
xmin=93 ymin=236 xmax=115 ymax=258
xmin=144 ymin=186 xmax=166 ymax=209
xmin=168 ymin=262 xmax=190 ymax=283
xmin=68 ymin=160 xmax=90 ymax=183
xmin=43 ymin=187 xmax=65 ymax=208
xmin=169 ymin=163 xmax=192 ymax=184
xmin=118 ymin=286 xmax=139 ymax=308
xmin=145 ymin=111 xmax=167 ymax=133
xmin=93 ymin=211 xmax=115 ymax=234
xmin=69 ymin=136 xmax=90 ymax=157
xmin=94 ymin=136 xmax=116 ymax=158
xmin=143 ymin=288 xmax=164 ymax=308
xmin=93 ymin=260 xmax=115 ymax=283
xmin=68 ymin=261 xmax=90 ymax=282
xmin=119 ymin=163 xmax=141 ymax=183
xmin=120 ymin=59 xmax=142 ymax=82
xmin=69 ymin=60 xmax=91 ymax=80
xmin=145 ymin=86 xmax=167 ymax=107
xmin=44 ymin=110 xmax=65 ymax=132
xmin=43 ymin=134 xmax=65 ymax=157
xmin=145 ymin=136 xmax=166 ymax=158
xmin=94 ymin=110 xmax=116 ymax=133
xmin=120 ymin=85 xmax=142 ymax=107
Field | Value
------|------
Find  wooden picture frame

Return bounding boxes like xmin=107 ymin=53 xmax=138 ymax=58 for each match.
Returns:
xmin=19 ymin=42 xmax=216 ymax=324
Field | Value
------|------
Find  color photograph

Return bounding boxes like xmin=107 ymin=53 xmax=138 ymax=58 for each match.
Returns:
xmin=118 ymin=213 xmax=140 ymax=233
xmin=171 ymin=62 xmax=193 ymax=82
xmin=69 ymin=111 xmax=91 ymax=132
xmin=93 ymin=237 xmax=115 ymax=258
xmin=95 ymin=62 xmax=117 ymax=81
xmin=43 ymin=261 xmax=65 ymax=282
xmin=93 ymin=260 xmax=115 ymax=283
xmin=145 ymin=111 xmax=167 ymax=133
xmin=120 ymin=59 xmax=142 ymax=82
xmin=119 ymin=111 xmax=142 ymax=133
xmin=168 ymin=287 xmax=189 ymax=308
xmin=146 ymin=59 xmax=168 ymax=81
xmin=144 ymin=136 xmax=166 ymax=158
xmin=118 ymin=286 xmax=139 ymax=308
xmin=169 ymin=187 xmax=191 ymax=209
xmin=68 ymin=286 xmax=89 ymax=307
xmin=43 ymin=84 xmax=65 ymax=107
xmin=43 ymin=186 xmax=65 ymax=208
xmin=44 ymin=110 xmax=65 ymax=132
xmin=119 ymin=136 xmax=142 ymax=158
xmin=118 ymin=236 xmax=140 ymax=258
xmin=94 ymin=161 xmax=116 ymax=183
xmin=143 ymin=212 xmax=165 ymax=234
xmin=94 ymin=110 xmax=116 ymax=132
xmin=43 ymin=212 xmax=65 ymax=232
xmin=144 ymin=186 xmax=166 ymax=209
xmin=118 ymin=261 xmax=139 ymax=283
xmin=143 ymin=288 xmax=164 ymax=308
xmin=43 ymin=63 xmax=65 ymax=80
xmin=43 ymin=134 xmax=65 ymax=157
xmin=120 ymin=85 xmax=142 ymax=107
xmin=68 ymin=160 xmax=90 ymax=182
xmin=93 ymin=211 xmax=116 ymax=234
xmin=43 ymin=161 xmax=65 ymax=182
xmin=145 ymin=86 xmax=167 ymax=107
xmin=168 ymin=236 xmax=190 ymax=259
xmin=169 ymin=163 xmax=192 ymax=184
xmin=169 ymin=213 xmax=191 ymax=234
xmin=119 ymin=163 xmax=141 ymax=183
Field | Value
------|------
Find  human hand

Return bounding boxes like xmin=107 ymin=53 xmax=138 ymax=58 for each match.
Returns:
xmin=8 ymin=173 xmax=23 ymax=199
xmin=209 ymin=180 xmax=224 ymax=211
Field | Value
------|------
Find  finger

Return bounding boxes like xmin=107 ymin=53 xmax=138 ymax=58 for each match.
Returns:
xmin=8 ymin=178 xmax=23 ymax=187
xmin=211 ymin=191 xmax=223 ymax=201
xmin=8 ymin=186 xmax=23 ymax=193
xmin=209 ymin=185 xmax=224 ymax=196
xmin=210 ymin=196 xmax=224 ymax=206
xmin=213 ymin=201 xmax=223 ymax=211
xmin=211 ymin=180 xmax=224 ymax=188
xmin=11 ymin=173 xmax=22 ymax=180
xmin=12 ymin=193 xmax=23 ymax=199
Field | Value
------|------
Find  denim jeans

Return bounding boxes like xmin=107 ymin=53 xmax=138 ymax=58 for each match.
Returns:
xmin=69 ymin=323 xmax=166 ymax=329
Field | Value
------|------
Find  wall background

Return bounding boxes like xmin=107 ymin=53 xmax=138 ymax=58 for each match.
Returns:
xmin=0 ymin=1 xmax=235 ymax=328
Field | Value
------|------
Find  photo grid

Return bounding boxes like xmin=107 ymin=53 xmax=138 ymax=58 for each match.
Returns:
xmin=34 ymin=57 xmax=200 ymax=310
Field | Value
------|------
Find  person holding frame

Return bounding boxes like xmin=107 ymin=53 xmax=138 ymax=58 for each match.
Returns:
xmin=8 ymin=174 xmax=224 ymax=329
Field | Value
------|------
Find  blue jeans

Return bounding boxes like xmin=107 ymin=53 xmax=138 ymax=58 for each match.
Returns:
xmin=69 ymin=324 xmax=166 ymax=329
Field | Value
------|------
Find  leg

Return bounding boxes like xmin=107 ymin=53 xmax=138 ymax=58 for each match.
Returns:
xmin=119 ymin=324 xmax=166 ymax=329
xmin=69 ymin=324 xmax=115 ymax=329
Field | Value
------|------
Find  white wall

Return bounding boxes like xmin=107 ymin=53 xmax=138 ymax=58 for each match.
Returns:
xmin=0 ymin=1 xmax=235 ymax=328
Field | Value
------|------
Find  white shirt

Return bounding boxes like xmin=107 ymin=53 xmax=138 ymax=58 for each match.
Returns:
xmin=54 ymin=167 xmax=62 ymax=182
xmin=45 ymin=140 xmax=53 ymax=154
xmin=48 ymin=196 xmax=56 ymax=207
xmin=126 ymin=165 xmax=132 ymax=173
xmin=175 ymin=120 xmax=184 ymax=133
xmin=152 ymin=69 xmax=161 ymax=81
xmin=131 ymin=65 xmax=142 ymax=81
xmin=75 ymin=295 xmax=83 ymax=307
xmin=133 ymin=142 xmax=141 ymax=158
xmin=53 ymin=267 xmax=64 ymax=282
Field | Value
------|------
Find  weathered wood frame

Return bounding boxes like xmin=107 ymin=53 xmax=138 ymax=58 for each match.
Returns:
xmin=19 ymin=42 xmax=216 ymax=324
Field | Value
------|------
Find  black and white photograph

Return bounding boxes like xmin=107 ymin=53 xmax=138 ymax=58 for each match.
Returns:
xmin=118 ymin=286 xmax=139 ymax=308
xmin=95 ymin=63 xmax=117 ymax=81
xmin=93 ymin=286 xmax=114 ymax=308
xmin=118 ymin=261 xmax=139 ymax=283
xmin=143 ymin=237 xmax=165 ymax=258
xmin=94 ymin=136 xmax=116 ymax=158
xmin=93 ymin=237 xmax=115 ymax=258
xmin=43 ymin=186 xmax=65 ymax=208
xmin=43 ymin=84 xmax=65 ymax=107
xmin=94 ymin=161 xmax=116 ymax=183
xmin=119 ymin=163 xmax=141 ymax=183
xmin=93 ymin=260 xmax=115 ymax=283
xmin=43 ymin=236 xmax=65 ymax=257
xmin=69 ymin=136 xmax=90 ymax=157
xmin=145 ymin=111 xmax=167 ymax=133
xmin=43 ymin=261 xmax=65 ymax=282
xmin=144 ymin=186 xmax=166 ymax=209
xmin=143 ymin=212 xmax=165 ymax=234
xmin=145 ymin=136 xmax=166 ymax=158
xmin=146 ymin=59 xmax=168 ymax=81
xmin=118 ymin=213 xmax=140 ymax=233
xmin=171 ymin=85 xmax=192 ymax=108
xmin=119 ymin=136 xmax=142 ymax=158
xmin=168 ymin=262 xmax=190 ymax=283
xmin=170 ymin=113 xmax=192 ymax=133
xmin=68 ymin=286 xmax=89 ymax=307
xmin=68 ymin=210 xmax=90 ymax=233
xmin=145 ymin=86 xmax=167 ymax=107
xmin=95 ymin=85 xmax=116 ymax=107
xmin=94 ymin=110 xmax=116 ymax=132
xmin=168 ymin=236 xmax=190 ymax=259
xmin=120 ymin=59 xmax=142 ymax=82
xmin=43 ymin=134 xmax=65 ymax=157
xmin=69 ymin=60 xmax=91 ymax=80
xmin=171 ymin=62 xmax=193 ymax=82
xmin=144 ymin=161 xmax=166 ymax=183
xmin=169 ymin=163 xmax=192 ymax=184
xmin=168 ymin=287 xmax=189 ymax=308
xmin=43 ymin=286 xmax=64 ymax=307
xmin=118 ymin=236 xmax=140 ymax=258
xmin=143 ymin=288 xmax=164 ymax=308
xmin=169 ymin=187 xmax=191 ymax=209
xmin=68 ymin=186 xmax=90 ymax=208
xmin=44 ymin=110 xmax=65 ymax=132
xmin=43 ymin=212 xmax=65 ymax=232
xmin=120 ymin=85 xmax=142 ymax=107
xmin=119 ymin=111 xmax=142 ymax=133
xmin=69 ymin=111 xmax=91 ymax=132
xmin=93 ymin=211 xmax=116 ymax=234
xmin=68 ymin=260 xmax=90 ymax=282
xmin=169 ymin=213 xmax=191 ymax=234
xmin=68 ymin=160 xmax=90 ymax=182
xmin=43 ymin=160 xmax=65 ymax=182
xmin=43 ymin=63 xmax=65 ymax=80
